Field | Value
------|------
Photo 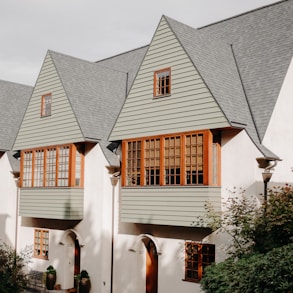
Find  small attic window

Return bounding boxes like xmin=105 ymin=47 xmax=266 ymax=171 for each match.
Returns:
xmin=41 ymin=93 xmax=52 ymax=117
xmin=154 ymin=68 xmax=171 ymax=97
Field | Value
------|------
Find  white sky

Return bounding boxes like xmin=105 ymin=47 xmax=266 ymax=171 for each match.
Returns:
xmin=0 ymin=0 xmax=280 ymax=86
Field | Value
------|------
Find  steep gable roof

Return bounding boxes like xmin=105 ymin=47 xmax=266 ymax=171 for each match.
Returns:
xmin=161 ymin=0 xmax=292 ymax=158
xmin=0 ymin=80 xmax=32 ymax=151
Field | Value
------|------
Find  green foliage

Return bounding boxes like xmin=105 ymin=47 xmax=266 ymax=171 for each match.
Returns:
xmin=46 ymin=265 xmax=56 ymax=274
xmin=201 ymin=185 xmax=293 ymax=293
xmin=204 ymin=188 xmax=257 ymax=257
xmin=201 ymin=243 xmax=293 ymax=293
xmin=75 ymin=269 xmax=90 ymax=280
xmin=0 ymin=243 xmax=29 ymax=293
xmin=254 ymin=184 xmax=293 ymax=253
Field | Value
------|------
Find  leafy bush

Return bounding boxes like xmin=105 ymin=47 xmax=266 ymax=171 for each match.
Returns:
xmin=201 ymin=185 xmax=293 ymax=292
xmin=201 ymin=243 xmax=293 ymax=293
xmin=0 ymin=243 xmax=29 ymax=293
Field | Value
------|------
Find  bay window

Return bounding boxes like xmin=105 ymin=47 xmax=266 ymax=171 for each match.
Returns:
xmin=122 ymin=130 xmax=220 ymax=187
xmin=21 ymin=144 xmax=84 ymax=188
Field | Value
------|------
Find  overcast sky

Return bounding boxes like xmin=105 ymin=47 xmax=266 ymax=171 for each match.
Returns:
xmin=0 ymin=0 xmax=280 ymax=86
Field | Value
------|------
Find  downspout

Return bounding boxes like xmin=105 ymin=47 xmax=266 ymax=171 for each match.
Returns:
xmin=109 ymin=171 xmax=120 ymax=293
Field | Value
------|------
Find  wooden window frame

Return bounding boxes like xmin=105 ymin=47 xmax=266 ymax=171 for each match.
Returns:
xmin=20 ymin=144 xmax=84 ymax=188
xmin=41 ymin=93 xmax=52 ymax=117
xmin=122 ymin=130 xmax=220 ymax=187
xmin=34 ymin=229 xmax=49 ymax=259
xmin=184 ymin=241 xmax=215 ymax=283
xmin=154 ymin=68 xmax=171 ymax=98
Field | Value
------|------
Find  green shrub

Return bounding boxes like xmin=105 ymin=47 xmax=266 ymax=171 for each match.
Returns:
xmin=0 ymin=243 xmax=29 ymax=293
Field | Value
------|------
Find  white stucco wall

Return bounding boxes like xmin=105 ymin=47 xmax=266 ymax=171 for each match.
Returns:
xmin=221 ymin=129 xmax=264 ymax=200
xmin=0 ymin=153 xmax=18 ymax=247
xmin=262 ymin=57 xmax=293 ymax=184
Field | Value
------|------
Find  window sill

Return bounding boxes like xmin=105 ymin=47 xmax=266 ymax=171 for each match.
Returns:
xmin=182 ymin=278 xmax=200 ymax=283
xmin=153 ymin=94 xmax=171 ymax=99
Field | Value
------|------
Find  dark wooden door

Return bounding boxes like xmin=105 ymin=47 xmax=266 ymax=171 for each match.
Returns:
xmin=145 ymin=240 xmax=158 ymax=293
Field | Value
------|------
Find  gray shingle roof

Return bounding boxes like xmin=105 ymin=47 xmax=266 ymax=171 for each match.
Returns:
xmin=199 ymin=0 xmax=293 ymax=141
xmin=96 ymin=45 xmax=148 ymax=94
xmin=163 ymin=0 xmax=293 ymax=158
xmin=50 ymin=47 xmax=147 ymax=142
xmin=0 ymin=80 xmax=32 ymax=151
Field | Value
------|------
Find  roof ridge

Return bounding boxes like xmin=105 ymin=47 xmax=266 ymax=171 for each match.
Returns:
xmin=49 ymin=49 xmax=129 ymax=76
xmin=95 ymin=45 xmax=149 ymax=63
xmin=199 ymin=0 xmax=288 ymax=29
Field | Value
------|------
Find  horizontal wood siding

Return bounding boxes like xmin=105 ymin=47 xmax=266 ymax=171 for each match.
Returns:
xmin=13 ymin=52 xmax=84 ymax=150
xmin=110 ymin=17 xmax=229 ymax=140
xmin=120 ymin=187 xmax=221 ymax=227
xmin=19 ymin=188 xmax=83 ymax=220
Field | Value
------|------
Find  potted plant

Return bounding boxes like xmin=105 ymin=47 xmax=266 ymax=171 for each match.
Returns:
xmin=45 ymin=265 xmax=56 ymax=290
xmin=77 ymin=270 xmax=91 ymax=293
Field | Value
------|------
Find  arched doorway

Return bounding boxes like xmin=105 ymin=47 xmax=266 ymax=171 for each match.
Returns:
xmin=143 ymin=238 xmax=158 ymax=293
xmin=60 ymin=229 xmax=82 ymax=289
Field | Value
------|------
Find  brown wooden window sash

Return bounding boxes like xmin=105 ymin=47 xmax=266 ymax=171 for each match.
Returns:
xmin=41 ymin=93 xmax=52 ymax=117
xmin=154 ymin=68 xmax=171 ymax=97
xmin=185 ymin=241 xmax=215 ymax=283
xmin=34 ymin=229 xmax=49 ymax=259
xmin=20 ymin=144 xmax=84 ymax=188
xmin=122 ymin=130 xmax=220 ymax=187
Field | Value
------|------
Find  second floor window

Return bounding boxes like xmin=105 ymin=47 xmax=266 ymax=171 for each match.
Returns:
xmin=21 ymin=144 xmax=84 ymax=188
xmin=122 ymin=130 xmax=220 ymax=187
xmin=41 ymin=93 xmax=52 ymax=117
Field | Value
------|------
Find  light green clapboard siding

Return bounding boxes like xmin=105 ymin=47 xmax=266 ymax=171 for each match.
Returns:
xmin=120 ymin=186 xmax=221 ymax=227
xmin=19 ymin=188 xmax=84 ymax=220
xmin=13 ymin=52 xmax=84 ymax=150
xmin=110 ymin=17 xmax=229 ymax=140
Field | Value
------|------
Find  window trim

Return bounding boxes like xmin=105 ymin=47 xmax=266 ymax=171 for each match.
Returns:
xmin=153 ymin=68 xmax=171 ymax=98
xmin=184 ymin=241 xmax=215 ymax=283
xmin=122 ymin=130 xmax=220 ymax=187
xmin=34 ymin=229 xmax=49 ymax=260
xmin=41 ymin=93 xmax=52 ymax=117
xmin=20 ymin=143 xmax=84 ymax=188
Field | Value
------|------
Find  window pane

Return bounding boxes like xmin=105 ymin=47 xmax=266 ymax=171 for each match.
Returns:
xmin=126 ymin=141 xmax=141 ymax=186
xmin=185 ymin=242 xmax=215 ymax=283
xmin=23 ymin=151 xmax=33 ymax=187
xmin=185 ymin=133 xmax=204 ymax=185
xmin=34 ymin=229 xmax=49 ymax=259
xmin=46 ymin=148 xmax=56 ymax=187
xmin=58 ymin=146 xmax=69 ymax=186
xmin=42 ymin=94 xmax=52 ymax=116
xmin=145 ymin=138 xmax=160 ymax=185
xmin=34 ymin=150 xmax=44 ymax=187
xmin=164 ymin=136 xmax=181 ymax=185
xmin=155 ymin=69 xmax=171 ymax=97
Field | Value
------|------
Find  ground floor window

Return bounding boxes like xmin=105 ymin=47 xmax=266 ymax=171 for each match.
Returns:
xmin=185 ymin=241 xmax=215 ymax=282
xmin=34 ymin=229 xmax=49 ymax=259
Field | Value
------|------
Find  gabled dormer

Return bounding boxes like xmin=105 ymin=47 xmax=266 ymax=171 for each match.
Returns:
xmin=14 ymin=50 xmax=128 ymax=220
xmin=109 ymin=16 xmax=233 ymax=227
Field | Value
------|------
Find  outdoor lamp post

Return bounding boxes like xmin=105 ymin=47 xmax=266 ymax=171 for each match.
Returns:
xmin=262 ymin=171 xmax=272 ymax=214
xmin=256 ymin=157 xmax=279 ymax=214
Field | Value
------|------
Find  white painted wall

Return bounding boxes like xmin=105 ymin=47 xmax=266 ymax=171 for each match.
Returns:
xmin=221 ymin=129 xmax=264 ymax=200
xmin=0 ymin=153 xmax=18 ymax=247
xmin=262 ymin=57 xmax=293 ymax=184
